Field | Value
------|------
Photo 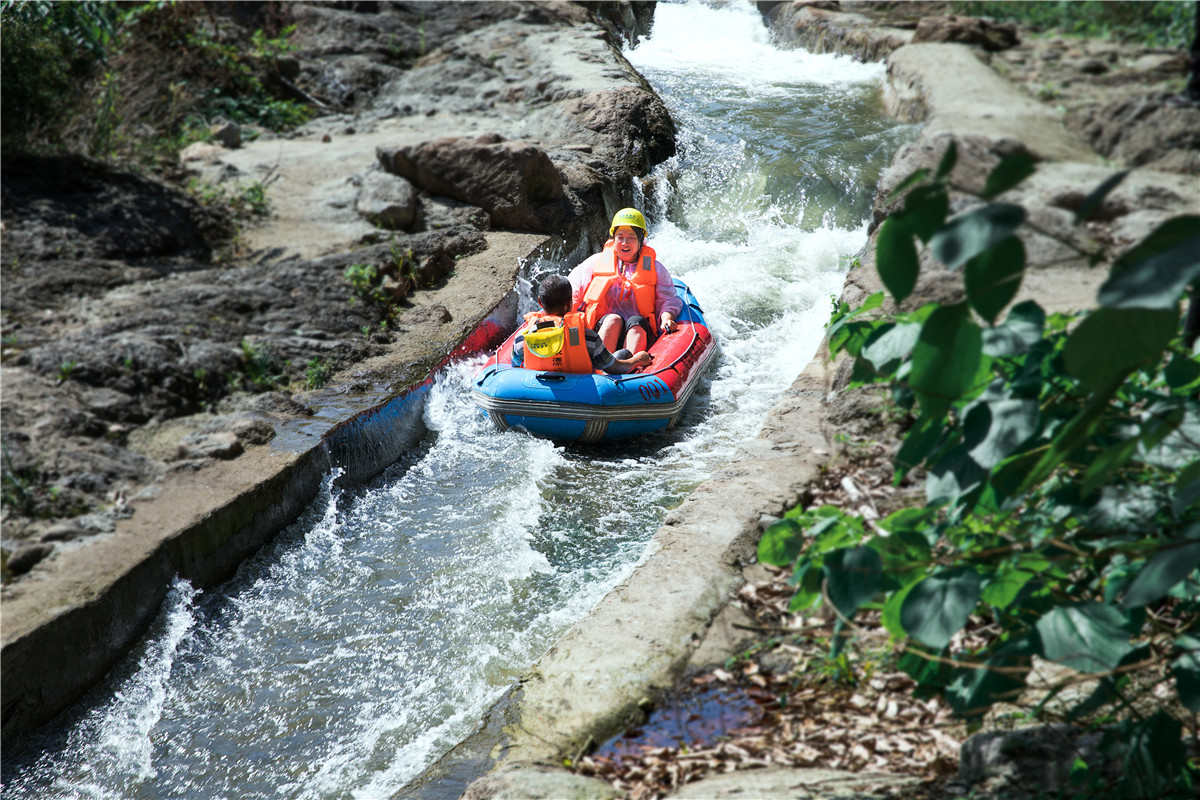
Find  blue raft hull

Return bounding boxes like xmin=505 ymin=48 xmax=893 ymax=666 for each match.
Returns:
xmin=471 ymin=279 xmax=717 ymax=442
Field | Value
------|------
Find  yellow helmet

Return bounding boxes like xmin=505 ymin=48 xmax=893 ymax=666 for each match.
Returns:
xmin=608 ymin=207 xmax=647 ymax=237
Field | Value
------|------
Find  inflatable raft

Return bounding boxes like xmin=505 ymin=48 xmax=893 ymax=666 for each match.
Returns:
xmin=471 ymin=279 xmax=717 ymax=442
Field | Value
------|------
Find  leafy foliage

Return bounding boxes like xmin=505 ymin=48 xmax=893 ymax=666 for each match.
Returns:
xmin=951 ymin=1 xmax=1197 ymax=49
xmin=0 ymin=0 xmax=118 ymax=152
xmin=239 ymin=339 xmax=285 ymax=391
xmin=1 ymin=1 xmax=311 ymax=160
xmin=763 ymin=149 xmax=1200 ymax=795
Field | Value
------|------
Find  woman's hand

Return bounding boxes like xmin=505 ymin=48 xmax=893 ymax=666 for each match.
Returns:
xmin=660 ymin=314 xmax=677 ymax=334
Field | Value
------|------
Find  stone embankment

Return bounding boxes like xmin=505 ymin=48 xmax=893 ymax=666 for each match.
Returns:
xmin=439 ymin=3 xmax=1200 ymax=799
xmin=1 ymin=1 xmax=670 ymax=746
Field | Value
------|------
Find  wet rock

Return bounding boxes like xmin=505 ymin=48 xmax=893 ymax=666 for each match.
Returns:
xmin=6 ymin=544 xmax=55 ymax=576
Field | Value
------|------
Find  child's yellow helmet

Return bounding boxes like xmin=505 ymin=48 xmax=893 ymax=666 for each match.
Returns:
xmin=608 ymin=208 xmax=647 ymax=237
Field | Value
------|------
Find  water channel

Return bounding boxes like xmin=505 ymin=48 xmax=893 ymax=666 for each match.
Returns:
xmin=1 ymin=3 xmax=917 ymax=798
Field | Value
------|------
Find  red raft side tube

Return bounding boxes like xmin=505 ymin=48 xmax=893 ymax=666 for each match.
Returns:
xmin=471 ymin=279 xmax=717 ymax=442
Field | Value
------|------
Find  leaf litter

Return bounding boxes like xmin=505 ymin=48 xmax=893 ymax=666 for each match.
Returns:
xmin=573 ymin=426 xmax=969 ymax=799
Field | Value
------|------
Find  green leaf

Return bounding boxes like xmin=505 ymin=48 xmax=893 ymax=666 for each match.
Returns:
xmin=909 ymin=303 xmax=988 ymax=413
xmin=935 ymin=140 xmax=957 ymax=180
xmin=929 ymin=203 xmax=1026 ymax=271
xmin=967 ymin=398 xmax=1040 ymax=470
xmin=830 ymin=319 xmax=886 ymax=359
xmin=901 ymin=567 xmax=983 ymax=650
xmin=882 ymin=578 xmax=920 ymax=639
xmin=1061 ymin=307 xmax=1179 ymax=392
xmin=886 ymin=168 xmax=931 ymax=202
xmin=945 ymin=633 xmax=1036 ymax=718
xmin=870 ymin=531 xmax=932 ymax=583
xmin=860 ymin=322 xmax=920 ymax=375
xmin=1073 ymin=169 xmax=1128 ymax=223
xmin=824 ymin=546 xmax=883 ymax=619
xmin=964 ymin=236 xmax=1026 ymax=325
xmin=879 ymin=506 xmax=939 ymax=537
xmin=876 ymin=215 xmax=920 ymax=303
xmin=981 ymin=300 xmax=1046 ymax=357
xmin=1103 ymin=712 xmax=1187 ymax=799
xmin=1172 ymin=637 xmax=1200 ymax=712
xmin=1174 ymin=459 xmax=1200 ymax=517
xmin=1165 ymin=352 xmax=1200 ymax=392
xmin=1080 ymin=436 xmax=1140 ymax=498
xmin=926 ymin=444 xmax=988 ymax=507
xmin=1122 ymin=525 xmax=1200 ymax=610
xmin=1036 ymin=602 xmax=1133 ymax=673
xmin=903 ymin=184 xmax=949 ymax=243
xmin=808 ymin=512 xmax=864 ymax=555
xmin=758 ymin=517 xmax=805 ymax=567
xmin=788 ymin=560 xmax=822 ymax=612
xmin=982 ymin=569 xmax=1037 ymax=610
xmin=1098 ymin=215 xmax=1200 ymax=310
xmin=981 ymin=152 xmax=1037 ymax=200
xmin=895 ymin=410 xmax=945 ymax=477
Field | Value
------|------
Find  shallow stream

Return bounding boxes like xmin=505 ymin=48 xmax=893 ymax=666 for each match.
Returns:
xmin=1 ymin=4 xmax=916 ymax=798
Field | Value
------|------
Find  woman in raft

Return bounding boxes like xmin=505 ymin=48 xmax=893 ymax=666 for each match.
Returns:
xmin=567 ymin=207 xmax=682 ymax=354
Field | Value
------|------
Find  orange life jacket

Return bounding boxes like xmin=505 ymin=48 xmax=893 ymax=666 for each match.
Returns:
xmin=582 ymin=242 xmax=659 ymax=336
xmin=518 ymin=310 xmax=593 ymax=373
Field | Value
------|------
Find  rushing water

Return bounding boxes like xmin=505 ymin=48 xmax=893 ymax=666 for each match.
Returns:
xmin=1 ymin=4 xmax=916 ymax=798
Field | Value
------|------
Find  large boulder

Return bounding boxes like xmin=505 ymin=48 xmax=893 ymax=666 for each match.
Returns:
xmin=377 ymin=135 xmax=578 ymax=233
xmin=561 ymin=86 xmax=677 ymax=178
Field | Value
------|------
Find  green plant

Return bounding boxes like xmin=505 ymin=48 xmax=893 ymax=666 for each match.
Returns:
xmin=240 ymin=339 xmax=283 ymax=390
xmin=345 ymin=262 xmax=388 ymax=306
xmin=188 ymin=177 xmax=271 ymax=220
xmin=1035 ymin=82 xmax=1061 ymax=102
xmin=761 ymin=146 xmax=1200 ymax=796
xmin=0 ymin=0 xmax=118 ymax=153
xmin=58 ymin=359 xmax=78 ymax=382
xmin=390 ymin=241 xmax=420 ymax=285
xmin=303 ymin=357 xmax=330 ymax=390
xmin=951 ymin=1 xmax=1196 ymax=48
xmin=1 ymin=445 xmax=35 ymax=516
xmin=237 ymin=181 xmax=270 ymax=216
